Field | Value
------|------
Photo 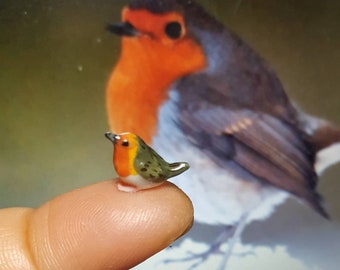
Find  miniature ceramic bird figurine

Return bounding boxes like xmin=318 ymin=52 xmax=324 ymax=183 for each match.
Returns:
xmin=105 ymin=0 xmax=340 ymax=268
xmin=105 ymin=131 xmax=190 ymax=192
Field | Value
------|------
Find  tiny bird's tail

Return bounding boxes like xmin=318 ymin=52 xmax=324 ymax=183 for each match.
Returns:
xmin=167 ymin=162 xmax=190 ymax=179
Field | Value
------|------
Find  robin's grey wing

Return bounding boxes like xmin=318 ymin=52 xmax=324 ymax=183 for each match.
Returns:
xmin=179 ymin=107 xmax=329 ymax=218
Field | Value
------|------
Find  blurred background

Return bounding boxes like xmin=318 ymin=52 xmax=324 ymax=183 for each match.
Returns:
xmin=0 ymin=0 xmax=339 ymax=269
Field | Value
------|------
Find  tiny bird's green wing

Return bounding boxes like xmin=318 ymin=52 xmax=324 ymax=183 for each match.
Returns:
xmin=134 ymin=136 xmax=189 ymax=183
xmin=134 ymin=137 xmax=168 ymax=183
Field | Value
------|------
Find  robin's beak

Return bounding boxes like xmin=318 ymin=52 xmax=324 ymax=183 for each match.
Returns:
xmin=106 ymin=21 xmax=138 ymax=37
xmin=105 ymin=132 xmax=118 ymax=144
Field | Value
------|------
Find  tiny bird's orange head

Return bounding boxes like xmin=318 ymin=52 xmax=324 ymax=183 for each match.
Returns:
xmin=105 ymin=132 xmax=139 ymax=178
xmin=106 ymin=0 xmax=210 ymax=143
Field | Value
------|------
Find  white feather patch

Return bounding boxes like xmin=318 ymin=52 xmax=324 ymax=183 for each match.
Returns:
xmin=316 ymin=142 xmax=340 ymax=175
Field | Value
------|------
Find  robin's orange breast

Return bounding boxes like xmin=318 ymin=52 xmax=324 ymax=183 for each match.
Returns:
xmin=106 ymin=8 xmax=206 ymax=143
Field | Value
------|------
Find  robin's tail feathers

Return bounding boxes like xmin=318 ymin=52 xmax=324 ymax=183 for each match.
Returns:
xmin=306 ymin=191 xmax=330 ymax=220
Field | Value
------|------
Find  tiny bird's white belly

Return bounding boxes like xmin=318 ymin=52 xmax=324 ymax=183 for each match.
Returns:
xmin=153 ymin=91 xmax=289 ymax=226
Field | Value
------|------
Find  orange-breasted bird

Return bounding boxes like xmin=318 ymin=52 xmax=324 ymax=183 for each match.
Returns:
xmin=105 ymin=131 xmax=189 ymax=192
xmin=105 ymin=0 xmax=340 ymax=268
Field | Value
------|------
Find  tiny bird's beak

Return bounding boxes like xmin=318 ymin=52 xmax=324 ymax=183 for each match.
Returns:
xmin=106 ymin=21 xmax=138 ymax=37
xmin=105 ymin=132 xmax=118 ymax=144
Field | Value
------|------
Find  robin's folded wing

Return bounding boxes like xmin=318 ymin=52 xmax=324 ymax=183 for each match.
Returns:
xmin=179 ymin=107 xmax=329 ymax=218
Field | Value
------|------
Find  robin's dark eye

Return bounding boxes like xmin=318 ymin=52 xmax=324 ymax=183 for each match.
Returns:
xmin=122 ymin=140 xmax=129 ymax=147
xmin=165 ymin=21 xmax=182 ymax=39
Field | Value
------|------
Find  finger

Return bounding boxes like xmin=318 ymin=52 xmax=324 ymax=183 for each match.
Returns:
xmin=0 ymin=179 xmax=193 ymax=270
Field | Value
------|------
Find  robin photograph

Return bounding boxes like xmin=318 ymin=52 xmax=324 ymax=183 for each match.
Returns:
xmin=0 ymin=1 xmax=339 ymax=269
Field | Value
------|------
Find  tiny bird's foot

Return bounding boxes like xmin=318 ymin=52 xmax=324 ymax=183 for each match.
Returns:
xmin=116 ymin=180 xmax=138 ymax=192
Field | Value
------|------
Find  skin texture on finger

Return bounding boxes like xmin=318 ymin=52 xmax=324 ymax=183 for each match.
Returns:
xmin=0 ymin=179 xmax=193 ymax=270
xmin=0 ymin=208 xmax=35 ymax=270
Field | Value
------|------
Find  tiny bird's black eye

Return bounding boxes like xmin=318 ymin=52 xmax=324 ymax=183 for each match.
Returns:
xmin=122 ymin=140 xmax=129 ymax=147
xmin=165 ymin=21 xmax=182 ymax=39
